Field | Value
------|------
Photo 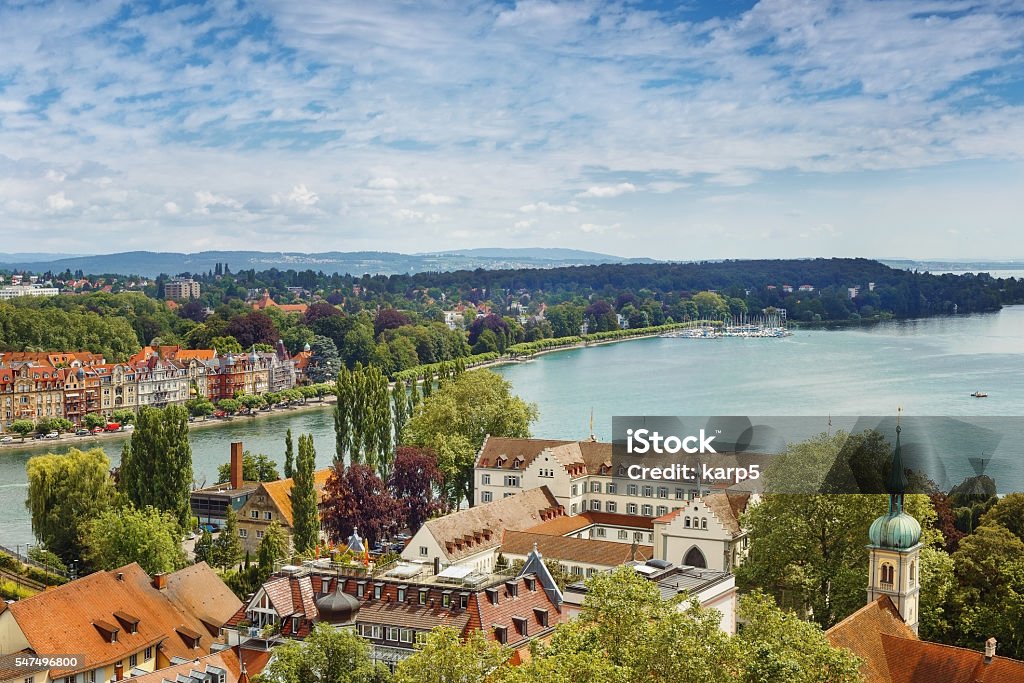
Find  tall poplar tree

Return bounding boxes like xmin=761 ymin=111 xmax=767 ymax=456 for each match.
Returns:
xmin=291 ymin=433 xmax=320 ymax=554
xmin=284 ymin=428 xmax=295 ymax=479
xmin=391 ymin=379 xmax=409 ymax=447
xmin=119 ymin=405 xmax=193 ymax=530
xmin=334 ymin=366 xmax=353 ymax=463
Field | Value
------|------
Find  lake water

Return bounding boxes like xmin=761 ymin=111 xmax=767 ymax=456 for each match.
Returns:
xmin=2 ymin=306 xmax=1023 ymax=548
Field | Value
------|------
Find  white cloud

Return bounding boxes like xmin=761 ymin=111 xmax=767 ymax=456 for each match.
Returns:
xmin=44 ymin=169 xmax=66 ymax=182
xmin=288 ymin=184 xmax=319 ymax=206
xmin=415 ymin=192 xmax=455 ymax=205
xmin=367 ymin=177 xmax=401 ymax=190
xmin=579 ymin=222 xmax=620 ymax=234
xmin=45 ymin=191 xmax=74 ymax=212
xmin=519 ymin=201 xmax=579 ymax=214
xmin=163 ymin=201 xmax=181 ymax=215
xmin=578 ymin=182 xmax=636 ymax=198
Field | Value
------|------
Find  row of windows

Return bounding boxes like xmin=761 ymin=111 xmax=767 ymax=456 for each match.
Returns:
xmin=359 ymin=624 xmax=424 ymax=644
xmin=573 ymin=483 xmax=699 ymax=499
xmin=250 ymin=510 xmax=275 ymax=520
xmin=50 ymin=647 xmax=154 ymax=683
xmin=591 ymin=527 xmax=651 ymax=542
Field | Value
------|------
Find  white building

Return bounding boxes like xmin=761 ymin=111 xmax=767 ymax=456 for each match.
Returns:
xmin=0 ymin=285 xmax=59 ymax=299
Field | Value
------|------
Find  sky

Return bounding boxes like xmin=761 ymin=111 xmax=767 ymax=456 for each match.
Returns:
xmin=1 ymin=0 xmax=1023 ymax=260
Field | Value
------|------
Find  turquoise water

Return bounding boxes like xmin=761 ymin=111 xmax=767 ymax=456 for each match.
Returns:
xmin=2 ymin=306 xmax=1023 ymax=548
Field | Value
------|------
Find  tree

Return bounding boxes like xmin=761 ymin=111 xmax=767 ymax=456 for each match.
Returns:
xmin=322 ymin=463 xmax=399 ymax=546
xmin=226 ymin=311 xmax=280 ymax=348
xmin=217 ymin=398 xmax=241 ymax=415
xmin=217 ymin=451 xmax=280 ymax=484
xmin=284 ymin=428 xmax=295 ymax=479
xmin=118 ymin=405 xmax=193 ymax=531
xmin=258 ymin=521 xmax=287 ymax=577
xmin=374 ymin=308 xmax=412 ymax=337
xmin=194 ymin=528 xmax=214 ymax=564
xmin=26 ymin=448 xmax=115 ymax=562
xmin=951 ymin=525 xmax=1024 ymax=657
xmin=979 ymin=492 xmax=1024 ymax=542
xmin=736 ymin=591 xmax=862 ymax=683
xmin=83 ymin=505 xmax=187 ymax=574
xmin=256 ymin=622 xmax=386 ymax=683
xmin=306 ymin=335 xmax=342 ymax=383
xmin=918 ymin=546 xmax=958 ymax=644
xmin=9 ymin=419 xmax=34 ymax=439
xmin=393 ymin=627 xmax=509 ymax=683
xmin=388 ymin=447 xmax=445 ymax=533
xmin=112 ymin=408 xmax=136 ymax=425
xmin=186 ymin=397 xmax=215 ymax=419
xmin=50 ymin=417 xmax=74 ymax=433
xmin=211 ymin=505 xmax=244 ymax=571
xmin=402 ymin=370 xmax=537 ymax=506
xmin=83 ymin=412 xmax=106 ymax=429
xmin=209 ymin=335 xmax=244 ymax=354
xmin=291 ymin=434 xmax=320 ymax=554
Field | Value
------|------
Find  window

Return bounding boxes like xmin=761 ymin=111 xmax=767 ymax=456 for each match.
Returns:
xmin=239 ymin=529 xmax=247 ymax=538
xmin=675 ymin=488 xmax=685 ymax=500
xmin=144 ymin=647 xmax=152 ymax=661
xmin=633 ymin=532 xmax=644 ymax=542
xmin=89 ymin=670 xmax=98 ymax=683
xmin=571 ymin=503 xmax=578 ymax=514
xmin=513 ymin=616 xmax=529 ymax=636
xmin=494 ymin=626 xmax=508 ymax=644
xmin=264 ymin=511 xmax=273 ymax=520
xmin=371 ymin=625 xmax=382 ymax=639
xmin=419 ymin=546 xmax=428 ymax=557
xmin=250 ymin=510 xmax=259 ymax=519
xmin=482 ymin=491 xmax=493 ymax=503
xmin=504 ymin=475 xmax=520 ymax=487
xmin=400 ymin=628 xmax=413 ymax=643
xmin=419 ymin=589 xmax=428 ymax=605
xmin=482 ymin=474 xmax=491 ymax=485
xmin=590 ymin=481 xmax=601 ymax=493
xmin=627 ymin=503 xmax=637 ymax=515
xmin=656 ymin=505 xmax=668 ymax=516
xmin=701 ymin=518 xmax=708 ymax=530
xmin=130 ymin=654 xmax=137 ymax=667
xmin=256 ymin=530 xmax=264 ymax=539
xmin=641 ymin=504 xmax=653 ymax=516
xmin=595 ymin=527 xmax=606 ymax=538
xmin=642 ymin=485 xmax=653 ymax=497
xmin=571 ymin=484 xmax=579 ymax=496
xmin=880 ymin=564 xmax=895 ymax=586
xmin=586 ymin=568 xmax=596 ymax=577
xmin=684 ymin=516 xmax=691 ymax=528
xmin=606 ymin=501 xmax=617 ymax=513
xmin=415 ymin=631 xmax=428 ymax=645
xmin=442 ymin=592 xmax=451 ymax=607
xmin=460 ymin=593 xmax=469 ymax=609
xmin=627 ymin=484 xmax=638 ymax=497
xmin=397 ymin=587 xmax=406 ymax=602
xmin=618 ymin=530 xmax=628 ymax=540
xmin=374 ymin=584 xmax=382 ymax=599
xmin=388 ymin=627 xmax=399 ymax=641
xmin=24 ymin=677 xmax=35 ymax=683
xmin=571 ymin=566 xmax=583 ymax=576
xmin=606 ymin=482 xmax=617 ymax=494
xmin=590 ymin=500 xmax=601 ymax=511
xmin=657 ymin=486 xmax=668 ymax=499
xmin=357 ymin=582 xmax=366 ymax=598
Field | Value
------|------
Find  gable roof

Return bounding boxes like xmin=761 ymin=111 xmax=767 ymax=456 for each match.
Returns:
xmin=123 ymin=648 xmax=242 ymax=683
xmin=161 ymin=562 xmax=243 ymax=632
xmin=526 ymin=511 xmax=655 ymax=537
xmin=826 ymin=596 xmax=917 ymax=683
xmin=423 ymin=486 xmax=563 ymax=562
xmin=257 ymin=468 xmax=333 ymax=527
xmin=502 ymin=531 xmax=653 ymax=568
xmin=5 ymin=563 xmax=237 ymax=677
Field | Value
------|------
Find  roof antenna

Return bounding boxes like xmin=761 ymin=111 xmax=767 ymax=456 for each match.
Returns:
xmin=589 ymin=408 xmax=596 ymax=442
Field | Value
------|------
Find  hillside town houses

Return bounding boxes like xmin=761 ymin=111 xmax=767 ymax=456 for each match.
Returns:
xmin=0 ymin=343 xmax=303 ymax=434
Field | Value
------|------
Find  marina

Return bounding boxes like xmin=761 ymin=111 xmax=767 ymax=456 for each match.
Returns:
xmin=660 ymin=312 xmax=791 ymax=339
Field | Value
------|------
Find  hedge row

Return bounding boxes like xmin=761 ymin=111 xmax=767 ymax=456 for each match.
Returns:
xmin=393 ymin=352 xmax=500 ymax=382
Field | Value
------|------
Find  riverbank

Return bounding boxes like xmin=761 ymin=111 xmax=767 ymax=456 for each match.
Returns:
xmin=0 ymin=396 xmax=337 ymax=452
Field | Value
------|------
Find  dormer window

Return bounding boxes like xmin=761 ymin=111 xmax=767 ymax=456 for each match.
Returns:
xmin=505 ymin=580 xmax=518 ymax=598
xmin=533 ymin=607 xmax=549 ymax=627
xmin=373 ymin=584 xmax=382 ymax=600
xmin=113 ymin=611 xmax=140 ymax=634
xmin=524 ymin=576 xmax=536 ymax=591
xmin=486 ymin=587 xmax=499 ymax=605
xmin=441 ymin=591 xmax=451 ymax=608
xmin=512 ymin=616 xmax=529 ymax=636
xmin=493 ymin=625 xmax=508 ymax=644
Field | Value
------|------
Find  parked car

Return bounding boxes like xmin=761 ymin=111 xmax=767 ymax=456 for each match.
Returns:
xmin=104 ymin=423 xmax=121 ymax=432
xmin=75 ymin=429 xmax=90 ymax=436
xmin=45 ymin=431 xmax=60 ymax=439
xmin=32 ymin=433 xmax=45 ymax=440
xmin=91 ymin=426 xmax=104 ymax=434
xmin=0 ymin=436 xmax=14 ymax=443
xmin=121 ymin=424 xmax=134 ymax=431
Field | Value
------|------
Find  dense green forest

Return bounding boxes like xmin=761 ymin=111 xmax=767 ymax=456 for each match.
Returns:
xmin=2 ymin=258 xmax=1021 ymax=370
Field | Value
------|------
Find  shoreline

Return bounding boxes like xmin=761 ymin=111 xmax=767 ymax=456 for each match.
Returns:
xmin=0 ymin=396 xmax=337 ymax=452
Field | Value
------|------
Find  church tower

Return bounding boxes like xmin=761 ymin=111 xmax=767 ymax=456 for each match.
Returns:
xmin=866 ymin=416 xmax=922 ymax=634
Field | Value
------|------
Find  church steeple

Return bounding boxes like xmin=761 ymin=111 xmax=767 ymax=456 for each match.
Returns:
xmin=866 ymin=408 xmax=922 ymax=634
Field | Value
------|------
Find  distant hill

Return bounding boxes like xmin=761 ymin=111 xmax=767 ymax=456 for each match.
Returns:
xmin=0 ymin=248 xmax=652 ymax=279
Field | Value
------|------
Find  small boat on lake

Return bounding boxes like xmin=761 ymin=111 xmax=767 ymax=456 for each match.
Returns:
xmin=971 ymin=391 xmax=989 ymax=398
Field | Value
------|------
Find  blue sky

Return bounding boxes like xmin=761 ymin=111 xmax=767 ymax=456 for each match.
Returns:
xmin=1 ymin=0 xmax=1023 ymax=260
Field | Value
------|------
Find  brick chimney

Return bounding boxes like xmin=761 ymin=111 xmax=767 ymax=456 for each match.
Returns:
xmin=114 ymin=663 xmax=124 ymax=681
xmin=985 ymin=637 xmax=997 ymax=664
xmin=230 ymin=441 xmax=244 ymax=489
xmin=152 ymin=572 xmax=167 ymax=590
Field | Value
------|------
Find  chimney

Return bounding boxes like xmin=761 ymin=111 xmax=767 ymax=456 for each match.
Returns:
xmin=433 ymin=556 xmax=441 ymax=575
xmin=152 ymin=572 xmax=167 ymax=590
xmin=116 ymin=572 xmax=124 ymax=582
xmin=230 ymin=442 xmax=244 ymax=489
xmin=114 ymin=663 xmax=124 ymax=681
xmin=985 ymin=637 xmax=997 ymax=664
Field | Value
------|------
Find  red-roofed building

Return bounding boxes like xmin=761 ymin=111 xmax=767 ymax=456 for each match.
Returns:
xmin=251 ymin=290 xmax=308 ymax=315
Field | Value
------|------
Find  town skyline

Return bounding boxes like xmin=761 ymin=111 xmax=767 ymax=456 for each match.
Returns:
xmin=1 ymin=1 xmax=1022 ymax=259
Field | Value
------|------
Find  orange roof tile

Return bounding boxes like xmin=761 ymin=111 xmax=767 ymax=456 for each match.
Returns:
xmin=124 ymin=648 xmax=242 ymax=683
xmin=826 ymin=596 xmax=920 ymax=683
xmin=259 ymin=468 xmax=333 ymax=526
xmin=502 ymin=531 xmax=653 ymax=567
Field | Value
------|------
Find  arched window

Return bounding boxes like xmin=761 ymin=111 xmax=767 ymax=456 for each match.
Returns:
xmin=880 ymin=563 xmax=894 ymax=586
xmin=684 ymin=516 xmax=691 ymax=528
xmin=909 ymin=561 xmax=916 ymax=586
xmin=701 ymin=518 xmax=708 ymax=530
xmin=683 ymin=546 xmax=707 ymax=569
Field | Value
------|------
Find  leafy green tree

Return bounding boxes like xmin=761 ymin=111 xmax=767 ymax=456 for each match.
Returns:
xmin=239 ymin=393 xmax=267 ymax=411
xmin=918 ymin=546 xmax=958 ymax=643
xmin=209 ymin=335 xmax=244 ymax=354
xmin=27 ymin=546 xmax=68 ymax=574
xmin=186 ymin=397 xmax=215 ymax=419
xmin=118 ymin=405 xmax=193 ymax=530
xmin=306 ymin=335 xmax=342 ymax=383
xmin=216 ymin=451 xmax=280 ymax=484
xmin=211 ymin=505 xmax=244 ymax=571
xmin=217 ymin=398 xmax=241 ymax=415
xmin=83 ymin=505 xmax=187 ymax=574
xmin=402 ymin=370 xmax=537 ymax=506
xmin=393 ymin=626 xmax=509 ymax=683
xmin=34 ymin=418 xmax=53 ymax=435
xmin=736 ymin=591 xmax=862 ymax=683
xmin=258 ymin=521 xmax=288 ymax=577
xmin=194 ymin=528 xmax=214 ymax=564
xmin=83 ymin=413 xmax=106 ymax=429
xmin=284 ymin=428 xmax=295 ymax=479
xmin=9 ymin=419 xmax=34 ymax=439
xmin=26 ymin=448 xmax=115 ymax=562
xmin=951 ymin=525 xmax=1024 ymax=657
xmin=291 ymin=434 xmax=320 ymax=554
xmin=50 ymin=417 xmax=74 ymax=433
xmin=256 ymin=622 xmax=387 ymax=683
xmin=979 ymin=492 xmax=1024 ymax=542
xmin=112 ymin=408 xmax=136 ymax=425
